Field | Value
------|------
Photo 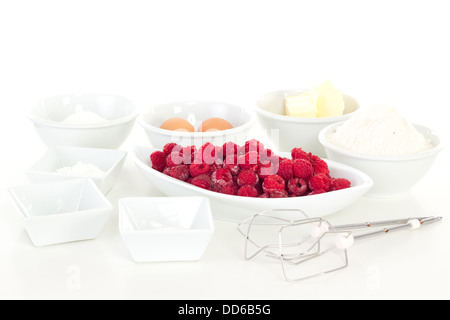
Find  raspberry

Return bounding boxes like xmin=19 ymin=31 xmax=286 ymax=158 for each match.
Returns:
xmin=264 ymin=148 xmax=274 ymax=158
xmin=310 ymin=154 xmax=330 ymax=175
xmin=244 ymin=139 xmax=264 ymax=154
xmin=209 ymin=161 xmax=223 ymax=174
xmin=195 ymin=142 xmax=219 ymax=165
xmin=258 ymin=148 xmax=272 ymax=163
xmin=163 ymin=167 xmax=171 ymax=175
xmin=308 ymin=189 xmax=326 ymax=196
xmin=308 ymin=173 xmax=331 ymax=192
xmin=166 ymin=147 xmax=185 ymax=167
xmin=238 ymin=151 xmax=260 ymax=171
xmin=162 ymin=143 xmax=179 ymax=156
xmin=269 ymin=189 xmax=288 ymax=198
xmin=191 ymin=174 xmax=211 ymax=190
xmin=287 ymin=178 xmax=308 ymax=196
xmin=262 ymin=175 xmax=286 ymax=193
xmin=169 ymin=164 xmax=189 ymax=181
xmin=237 ymin=185 xmax=259 ymax=197
xmin=236 ymin=145 xmax=246 ymax=156
xmin=291 ymin=147 xmax=310 ymax=161
xmin=189 ymin=163 xmax=211 ymax=177
xmin=211 ymin=168 xmax=233 ymax=190
xmin=237 ymin=170 xmax=259 ymax=187
xmin=277 ymin=159 xmax=293 ymax=181
xmin=293 ymin=159 xmax=314 ymax=180
xmin=222 ymin=142 xmax=239 ymax=158
xmin=150 ymin=151 xmax=166 ymax=172
xmin=258 ymin=156 xmax=280 ymax=180
xmin=223 ymin=155 xmax=240 ymax=175
xmin=200 ymin=142 xmax=217 ymax=155
xmin=181 ymin=145 xmax=197 ymax=164
xmin=331 ymin=178 xmax=351 ymax=191
xmin=259 ymin=193 xmax=270 ymax=198
xmin=219 ymin=185 xmax=238 ymax=196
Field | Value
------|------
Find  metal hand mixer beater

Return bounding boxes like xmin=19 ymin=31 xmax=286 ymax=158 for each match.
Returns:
xmin=237 ymin=209 xmax=442 ymax=282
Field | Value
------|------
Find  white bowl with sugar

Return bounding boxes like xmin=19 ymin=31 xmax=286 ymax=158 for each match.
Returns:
xmin=29 ymin=93 xmax=139 ymax=149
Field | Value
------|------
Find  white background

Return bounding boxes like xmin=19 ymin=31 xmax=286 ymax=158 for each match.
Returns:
xmin=1 ymin=0 xmax=449 ymax=299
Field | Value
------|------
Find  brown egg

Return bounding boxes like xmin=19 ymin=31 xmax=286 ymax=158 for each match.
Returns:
xmin=160 ymin=117 xmax=195 ymax=132
xmin=198 ymin=118 xmax=234 ymax=132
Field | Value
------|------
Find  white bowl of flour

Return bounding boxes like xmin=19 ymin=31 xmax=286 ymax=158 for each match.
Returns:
xmin=319 ymin=104 xmax=443 ymax=198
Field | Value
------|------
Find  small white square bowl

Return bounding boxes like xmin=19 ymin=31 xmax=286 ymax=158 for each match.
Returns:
xmin=7 ymin=178 xmax=114 ymax=247
xmin=119 ymin=197 xmax=215 ymax=262
xmin=26 ymin=146 xmax=127 ymax=194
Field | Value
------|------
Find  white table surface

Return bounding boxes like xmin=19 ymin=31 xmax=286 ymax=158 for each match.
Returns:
xmin=1 ymin=0 xmax=449 ymax=300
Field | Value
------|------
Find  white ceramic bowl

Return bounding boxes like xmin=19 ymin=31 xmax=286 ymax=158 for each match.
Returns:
xmin=319 ymin=122 xmax=443 ymax=198
xmin=26 ymin=146 xmax=127 ymax=194
xmin=132 ymin=145 xmax=373 ymax=222
xmin=7 ymin=178 xmax=113 ymax=246
xmin=255 ymin=88 xmax=360 ymax=157
xmin=138 ymin=101 xmax=256 ymax=149
xmin=29 ymin=93 xmax=139 ymax=148
xmin=119 ymin=197 xmax=214 ymax=262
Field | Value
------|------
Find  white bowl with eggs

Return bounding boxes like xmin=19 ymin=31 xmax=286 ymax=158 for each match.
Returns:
xmin=255 ymin=88 xmax=359 ymax=157
xmin=138 ymin=101 xmax=256 ymax=149
xmin=29 ymin=93 xmax=139 ymax=149
xmin=319 ymin=107 xmax=443 ymax=198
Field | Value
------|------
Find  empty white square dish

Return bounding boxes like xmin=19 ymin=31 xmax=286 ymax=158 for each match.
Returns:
xmin=119 ymin=197 xmax=214 ymax=262
xmin=7 ymin=178 xmax=114 ymax=247
xmin=26 ymin=146 xmax=127 ymax=194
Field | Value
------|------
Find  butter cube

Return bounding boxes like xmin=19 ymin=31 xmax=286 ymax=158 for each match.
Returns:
xmin=316 ymin=81 xmax=345 ymax=118
xmin=284 ymin=81 xmax=345 ymax=118
xmin=284 ymin=90 xmax=318 ymax=118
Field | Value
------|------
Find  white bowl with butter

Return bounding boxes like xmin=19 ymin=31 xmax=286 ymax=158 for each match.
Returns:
xmin=255 ymin=86 xmax=359 ymax=157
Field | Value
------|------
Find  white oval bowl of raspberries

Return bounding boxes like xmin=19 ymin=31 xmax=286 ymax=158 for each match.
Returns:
xmin=132 ymin=140 xmax=373 ymax=222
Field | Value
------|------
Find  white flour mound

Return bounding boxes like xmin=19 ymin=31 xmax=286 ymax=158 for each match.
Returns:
xmin=56 ymin=162 xmax=106 ymax=178
xmin=326 ymin=104 xmax=433 ymax=156
xmin=62 ymin=111 xmax=109 ymax=125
